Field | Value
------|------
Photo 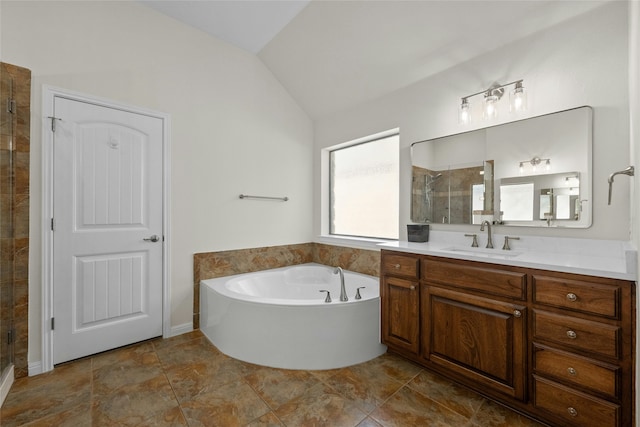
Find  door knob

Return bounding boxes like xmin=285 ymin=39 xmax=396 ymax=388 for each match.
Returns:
xmin=143 ymin=235 xmax=160 ymax=242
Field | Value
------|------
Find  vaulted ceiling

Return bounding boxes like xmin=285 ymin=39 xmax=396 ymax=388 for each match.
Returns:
xmin=142 ymin=0 xmax=612 ymax=120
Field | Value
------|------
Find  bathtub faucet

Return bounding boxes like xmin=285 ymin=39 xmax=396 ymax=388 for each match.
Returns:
xmin=333 ymin=267 xmax=348 ymax=301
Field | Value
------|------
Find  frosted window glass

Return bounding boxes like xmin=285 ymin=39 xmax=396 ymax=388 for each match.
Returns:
xmin=330 ymin=134 xmax=399 ymax=239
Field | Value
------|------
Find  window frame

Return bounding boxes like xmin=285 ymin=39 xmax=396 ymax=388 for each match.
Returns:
xmin=327 ymin=130 xmax=400 ymax=240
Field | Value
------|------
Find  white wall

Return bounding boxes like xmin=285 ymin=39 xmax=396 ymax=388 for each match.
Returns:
xmin=314 ymin=1 xmax=630 ymax=242
xmin=628 ymin=1 xmax=640 ymax=423
xmin=0 ymin=1 xmax=313 ymax=365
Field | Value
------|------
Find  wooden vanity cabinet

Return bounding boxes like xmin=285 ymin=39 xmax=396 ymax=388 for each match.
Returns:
xmin=379 ymin=249 xmax=635 ymax=427
xmin=421 ymin=256 xmax=528 ymax=401
xmin=531 ymin=272 xmax=634 ymax=427
xmin=380 ymin=252 xmax=420 ymax=357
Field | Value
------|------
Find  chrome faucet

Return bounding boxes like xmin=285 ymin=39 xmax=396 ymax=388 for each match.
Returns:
xmin=480 ymin=220 xmax=493 ymax=249
xmin=333 ymin=267 xmax=348 ymax=301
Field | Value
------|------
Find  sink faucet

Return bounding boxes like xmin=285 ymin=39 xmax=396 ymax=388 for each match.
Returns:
xmin=333 ymin=267 xmax=348 ymax=301
xmin=480 ymin=220 xmax=494 ymax=249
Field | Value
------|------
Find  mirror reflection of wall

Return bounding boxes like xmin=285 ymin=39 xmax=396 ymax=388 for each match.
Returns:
xmin=410 ymin=106 xmax=592 ymax=228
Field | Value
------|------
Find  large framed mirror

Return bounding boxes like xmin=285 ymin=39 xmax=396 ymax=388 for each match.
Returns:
xmin=411 ymin=106 xmax=592 ymax=227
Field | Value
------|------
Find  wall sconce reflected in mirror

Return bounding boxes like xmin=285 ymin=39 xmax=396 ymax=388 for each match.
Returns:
xmin=519 ymin=156 xmax=550 ymax=174
xmin=459 ymin=79 xmax=526 ymax=125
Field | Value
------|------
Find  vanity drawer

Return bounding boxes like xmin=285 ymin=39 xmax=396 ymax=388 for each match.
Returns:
xmin=382 ymin=253 xmax=418 ymax=278
xmin=533 ymin=275 xmax=620 ymax=319
xmin=533 ymin=311 xmax=620 ymax=359
xmin=533 ymin=344 xmax=619 ymax=397
xmin=533 ymin=375 xmax=620 ymax=427
xmin=422 ymin=257 xmax=526 ymax=300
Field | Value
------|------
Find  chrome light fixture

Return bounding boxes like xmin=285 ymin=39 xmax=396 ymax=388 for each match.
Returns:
xmin=519 ymin=156 xmax=550 ymax=174
xmin=458 ymin=79 xmax=526 ymax=124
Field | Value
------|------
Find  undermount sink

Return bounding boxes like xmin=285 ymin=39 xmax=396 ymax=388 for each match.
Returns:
xmin=439 ymin=246 xmax=523 ymax=259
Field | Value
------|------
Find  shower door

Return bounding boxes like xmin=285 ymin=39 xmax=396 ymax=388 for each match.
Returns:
xmin=0 ymin=65 xmax=15 ymax=380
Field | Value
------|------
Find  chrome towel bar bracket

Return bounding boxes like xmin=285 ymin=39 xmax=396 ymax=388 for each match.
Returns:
xmin=239 ymin=194 xmax=289 ymax=202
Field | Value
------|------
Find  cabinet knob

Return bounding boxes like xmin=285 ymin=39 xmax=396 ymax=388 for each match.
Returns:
xmin=566 ymin=330 xmax=577 ymax=339
xmin=567 ymin=367 xmax=577 ymax=376
xmin=395 ymin=264 xmax=400 ymax=269
xmin=410 ymin=285 xmax=416 ymax=290
xmin=513 ymin=310 xmax=522 ymax=318
xmin=566 ymin=292 xmax=577 ymax=302
xmin=567 ymin=407 xmax=578 ymax=417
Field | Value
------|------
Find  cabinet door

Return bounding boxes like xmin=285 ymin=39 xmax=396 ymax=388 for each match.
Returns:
xmin=423 ymin=286 xmax=527 ymax=400
xmin=381 ymin=276 xmax=419 ymax=355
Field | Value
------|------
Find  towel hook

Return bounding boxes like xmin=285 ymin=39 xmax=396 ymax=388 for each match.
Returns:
xmin=607 ymin=166 xmax=634 ymax=205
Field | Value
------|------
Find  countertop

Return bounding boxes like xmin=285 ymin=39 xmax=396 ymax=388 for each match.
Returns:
xmin=379 ymin=231 xmax=637 ymax=281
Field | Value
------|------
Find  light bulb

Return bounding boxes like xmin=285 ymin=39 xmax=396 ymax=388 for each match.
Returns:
xmin=510 ymin=81 xmax=527 ymax=113
xmin=545 ymin=159 xmax=551 ymax=170
xmin=519 ymin=162 xmax=524 ymax=174
xmin=459 ymin=98 xmax=471 ymax=125
xmin=483 ymin=93 xmax=499 ymax=120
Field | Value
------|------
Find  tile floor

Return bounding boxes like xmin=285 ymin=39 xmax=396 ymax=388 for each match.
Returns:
xmin=0 ymin=331 xmax=545 ymax=426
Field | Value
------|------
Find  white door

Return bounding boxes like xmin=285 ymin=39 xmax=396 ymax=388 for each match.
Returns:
xmin=52 ymin=96 xmax=164 ymax=364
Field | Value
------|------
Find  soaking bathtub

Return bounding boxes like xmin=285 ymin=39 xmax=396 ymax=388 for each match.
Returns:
xmin=200 ymin=263 xmax=387 ymax=370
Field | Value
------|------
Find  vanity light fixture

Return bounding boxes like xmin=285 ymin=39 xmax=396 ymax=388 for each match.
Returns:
xmin=459 ymin=97 xmax=471 ymax=124
xmin=519 ymin=156 xmax=550 ymax=174
xmin=458 ymin=79 xmax=526 ymax=124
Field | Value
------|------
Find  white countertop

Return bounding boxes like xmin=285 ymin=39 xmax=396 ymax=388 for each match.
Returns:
xmin=379 ymin=231 xmax=637 ymax=281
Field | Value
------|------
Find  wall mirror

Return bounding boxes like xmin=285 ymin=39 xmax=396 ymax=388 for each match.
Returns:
xmin=411 ymin=106 xmax=592 ymax=227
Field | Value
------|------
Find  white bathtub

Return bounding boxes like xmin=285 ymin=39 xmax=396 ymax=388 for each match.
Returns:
xmin=200 ymin=263 xmax=387 ymax=370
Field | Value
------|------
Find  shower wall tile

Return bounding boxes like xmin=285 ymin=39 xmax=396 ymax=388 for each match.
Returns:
xmin=13 ymin=151 xmax=29 ymax=195
xmin=1 ymin=62 xmax=31 ymax=378
xmin=193 ymin=243 xmax=380 ymax=329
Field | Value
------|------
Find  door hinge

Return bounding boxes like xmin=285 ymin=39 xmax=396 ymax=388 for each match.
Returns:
xmin=47 ymin=116 xmax=62 ymax=132
xmin=7 ymin=328 xmax=14 ymax=345
xmin=51 ymin=218 xmax=55 ymax=231
xmin=7 ymin=99 xmax=15 ymax=114
xmin=51 ymin=317 xmax=55 ymax=331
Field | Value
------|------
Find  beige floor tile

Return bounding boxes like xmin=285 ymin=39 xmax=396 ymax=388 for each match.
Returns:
xmin=324 ymin=364 xmax=405 ymax=413
xmin=0 ymin=360 xmax=92 ymax=426
xmin=370 ymin=386 xmax=469 ymax=427
xmin=470 ymin=399 xmax=547 ymax=427
xmin=244 ymin=366 xmax=322 ymax=409
xmin=407 ymin=370 xmax=486 ymax=418
xmin=2 ymin=335 xmax=552 ymax=427
xmin=179 ymin=380 xmax=271 ymax=427
xmin=165 ymin=353 xmax=256 ymax=402
xmin=246 ymin=411 xmax=285 ymax=426
xmin=275 ymin=382 xmax=367 ymax=427
xmin=92 ymin=374 xmax=180 ymax=426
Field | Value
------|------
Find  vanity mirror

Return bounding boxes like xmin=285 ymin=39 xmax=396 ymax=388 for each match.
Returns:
xmin=411 ymin=106 xmax=592 ymax=227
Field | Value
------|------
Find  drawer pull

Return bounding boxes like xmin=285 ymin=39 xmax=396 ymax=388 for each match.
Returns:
xmin=513 ymin=309 xmax=522 ymax=318
xmin=395 ymin=264 xmax=400 ymax=269
xmin=567 ymin=407 xmax=578 ymax=417
xmin=566 ymin=330 xmax=577 ymax=339
xmin=567 ymin=367 xmax=577 ymax=376
xmin=566 ymin=292 xmax=578 ymax=302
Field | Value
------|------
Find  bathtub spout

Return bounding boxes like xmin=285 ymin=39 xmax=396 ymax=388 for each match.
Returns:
xmin=333 ymin=267 xmax=348 ymax=301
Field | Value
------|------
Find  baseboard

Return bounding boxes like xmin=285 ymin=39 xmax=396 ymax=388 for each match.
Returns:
xmin=0 ymin=365 xmax=14 ymax=407
xmin=170 ymin=322 xmax=193 ymax=337
xmin=28 ymin=361 xmax=43 ymax=377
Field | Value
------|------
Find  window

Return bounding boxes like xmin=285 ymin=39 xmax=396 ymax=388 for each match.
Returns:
xmin=329 ymin=132 xmax=399 ymax=239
